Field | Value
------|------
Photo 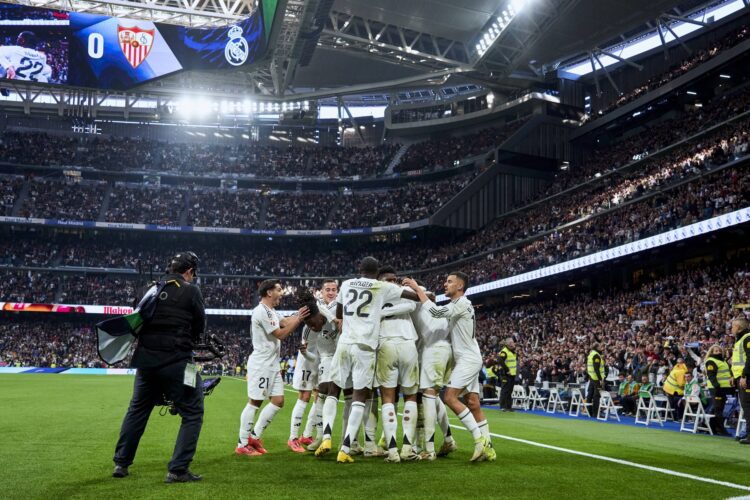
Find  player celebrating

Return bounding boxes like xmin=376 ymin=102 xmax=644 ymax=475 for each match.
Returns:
xmin=288 ymin=285 xmax=338 ymax=452
xmin=376 ymin=266 xmax=421 ymax=462
xmin=410 ymin=285 xmax=457 ymax=460
xmin=236 ymin=280 xmax=309 ymax=457
xmin=403 ymin=273 xmax=495 ymax=462
xmin=0 ymin=31 xmax=53 ymax=82
xmin=315 ymin=256 xmax=418 ymax=463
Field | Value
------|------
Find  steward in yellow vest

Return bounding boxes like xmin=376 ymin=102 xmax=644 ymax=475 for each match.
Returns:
xmin=498 ymin=339 xmax=517 ymax=411
xmin=586 ymin=343 xmax=606 ymax=417
xmin=662 ymin=360 xmax=688 ymax=396
xmin=705 ymin=344 xmax=732 ymax=436
xmin=731 ymin=317 xmax=750 ymax=444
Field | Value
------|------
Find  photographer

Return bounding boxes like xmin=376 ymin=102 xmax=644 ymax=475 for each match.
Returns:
xmin=112 ymin=252 xmax=206 ymax=483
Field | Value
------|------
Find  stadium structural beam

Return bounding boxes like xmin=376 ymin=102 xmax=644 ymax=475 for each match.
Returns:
xmin=661 ymin=13 xmax=708 ymax=27
xmin=594 ymin=48 xmax=644 ymax=71
xmin=337 ymin=96 xmax=366 ymax=144
xmin=655 ymin=18 xmax=670 ymax=60
xmin=589 ymin=52 xmax=602 ymax=97
xmin=660 ymin=18 xmax=692 ymax=55
xmin=592 ymin=51 xmax=621 ymax=96
xmin=320 ymin=11 xmax=471 ymax=71
xmin=2 ymin=0 xmax=254 ymax=27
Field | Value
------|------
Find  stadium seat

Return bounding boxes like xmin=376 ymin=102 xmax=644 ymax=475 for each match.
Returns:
xmin=644 ymin=395 xmax=674 ymax=426
xmin=546 ymin=388 xmax=569 ymax=414
xmin=527 ymin=386 xmax=547 ymax=411
xmin=736 ymin=407 xmax=747 ymax=439
xmin=680 ymin=396 xmax=714 ymax=435
xmin=568 ymin=388 xmax=592 ymax=417
xmin=596 ymin=391 xmax=622 ymax=422
xmin=511 ymin=385 xmax=529 ymax=410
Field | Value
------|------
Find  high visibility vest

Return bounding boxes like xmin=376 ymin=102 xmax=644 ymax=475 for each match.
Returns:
xmin=487 ymin=366 xmax=495 ymax=378
xmin=706 ymin=357 xmax=732 ymax=389
xmin=501 ymin=347 xmax=517 ymax=376
xmin=587 ymin=351 xmax=605 ymax=381
xmin=639 ymin=382 xmax=653 ymax=398
xmin=662 ymin=364 xmax=687 ymax=396
xmin=732 ymin=332 xmax=750 ymax=379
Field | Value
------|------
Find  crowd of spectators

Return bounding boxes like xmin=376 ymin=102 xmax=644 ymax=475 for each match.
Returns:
xmin=478 ymin=258 xmax=746 ymax=394
xmin=587 ymin=24 xmax=750 ymax=121
xmin=0 ymin=175 xmax=23 ymax=216
xmin=0 ymin=132 xmax=400 ymax=179
xmin=188 ymin=187 xmax=262 ymax=229
xmin=20 ymin=178 xmax=107 ymax=221
xmin=265 ymin=192 xmax=332 ymax=230
xmin=395 ymin=121 xmax=524 ymax=173
xmin=105 ymin=184 xmax=187 ymax=225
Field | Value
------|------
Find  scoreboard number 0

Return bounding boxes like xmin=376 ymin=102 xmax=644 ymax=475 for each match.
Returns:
xmin=87 ymin=33 xmax=104 ymax=59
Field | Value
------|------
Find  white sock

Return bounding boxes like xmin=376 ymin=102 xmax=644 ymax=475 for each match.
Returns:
xmin=423 ymin=394 xmax=437 ymax=453
xmin=402 ymin=401 xmax=418 ymax=449
xmin=382 ymin=402 xmax=398 ymax=451
xmin=252 ymin=403 xmax=281 ymax=439
xmin=289 ymin=399 xmax=308 ymax=440
xmin=458 ymin=408 xmax=482 ymax=441
xmin=436 ymin=396 xmax=454 ymax=443
xmin=364 ymin=397 xmax=378 ymax=446
xmin=239 ymin=403 xmax=259 ymax=446
xmin=341 ymin=394 xmax=352 ymax=443
xmin=477 ymin=419 xmax=492 ymax=444
xmin=302 ymin=398 xmax=317 ymax=439
xmin=322 ymin=396 xmax=338 ymax=440
xmin=341 ymin=401 xmax=365 ymax=454
xmin=313 ymin=395 xmax=326 ymax=437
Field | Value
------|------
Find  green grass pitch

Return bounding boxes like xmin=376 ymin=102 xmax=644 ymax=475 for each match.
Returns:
xmin=2 ymin=374 xmax=749 ymax=499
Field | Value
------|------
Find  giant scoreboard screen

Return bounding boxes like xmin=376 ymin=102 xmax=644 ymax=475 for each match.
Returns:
xmin=0 ymin=0 xmax=279 ymax=90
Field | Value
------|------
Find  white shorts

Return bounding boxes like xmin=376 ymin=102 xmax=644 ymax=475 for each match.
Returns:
xmin=246 ymin=364 xmax=284 ymax=401
xmin=329 ymin=342 xmax=374 ymax=391
xmin=292 ymin=352 xmax=319 ymax=391
xmin=419 ymin=344 xmax=453 ymax=390
xmin=447 ymin=358 xmax=482 ymax=395
xmin=376 ymin=338 xmax=419 ymax=394
xmin=317 ymin=354 xmax=334 ymax=385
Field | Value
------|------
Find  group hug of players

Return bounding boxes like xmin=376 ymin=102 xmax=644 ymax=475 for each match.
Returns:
xmin=234 ymin=257 xmax=496 ymax=463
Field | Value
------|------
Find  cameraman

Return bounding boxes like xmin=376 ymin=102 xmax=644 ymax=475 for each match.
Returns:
xmin=112 ymin=252 xmax=206 ymax=483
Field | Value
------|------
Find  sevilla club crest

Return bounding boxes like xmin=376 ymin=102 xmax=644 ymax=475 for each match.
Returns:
xmin=118 ymin=25 xmax=155 ymax=68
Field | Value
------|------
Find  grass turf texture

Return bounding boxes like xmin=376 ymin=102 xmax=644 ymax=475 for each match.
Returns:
xmin=2 ymin=374 xmax=749 ymax=500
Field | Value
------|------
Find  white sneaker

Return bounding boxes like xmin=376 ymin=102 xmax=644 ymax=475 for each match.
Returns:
xmin=384 ymin=450 xmax=401 ymax=463
xmin=364 ymin=444 xmax=387 ymax=457
xmin=350 ymin=442 xmax=364 ymax=456
xmin=470 ymin=437 xmax=488 ymax=462
xmin=306 ymin=437 xmax=322 ymax=452
xmin=419 ymin=451 xmax=437 ymax=461
xmin=400 ymin=445 xmax=421 ymax=461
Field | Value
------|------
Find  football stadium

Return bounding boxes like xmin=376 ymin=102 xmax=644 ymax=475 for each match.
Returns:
xmin=1 ymin=0 xmax=750 ymax=497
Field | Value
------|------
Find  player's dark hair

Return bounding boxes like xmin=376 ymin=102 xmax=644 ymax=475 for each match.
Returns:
xmin=377 ymin=265 xmax=396 ymax=278
xmin=296 ymin=287 xmax=320 ymax=316
xmin=449 ymin=271 xmax=470 ymax=291
xmin=258 ymin=279 xmax=280 ymax=298
xmin=322 ymin=278 xmax=338 ymax=287
xmin=17 ymin=31 xmax=38 ymax=48
xmin=359 ymin=256 xmax=379 ymax=276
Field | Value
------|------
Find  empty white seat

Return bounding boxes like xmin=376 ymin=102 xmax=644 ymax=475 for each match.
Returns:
xmin=569 ymin=388 xmax=592 ymax=417
xmin=680 ymin=396 xmax=713 ymax=435
xmin=546 ymin=388 xmax=569 ymax=414
xmin=596 ymin=391 xmax=622 ymax=422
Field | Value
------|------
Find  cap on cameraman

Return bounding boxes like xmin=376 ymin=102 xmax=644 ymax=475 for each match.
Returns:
xmin=168 ymin=251 xmax=199 ymax=277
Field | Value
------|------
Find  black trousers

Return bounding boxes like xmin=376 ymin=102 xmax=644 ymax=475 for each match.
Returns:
xmin=500 ymin=377 xmax=514 ymax=409
xmin=586 ymin=380 xmax=601 ymax=417
xmin=709 ymin=388 xmax=731 ymax=434
xmin=114 ymin=360 xmax=204 ymax=473
xmin=739 ymin=384 xmax=750 ymax=436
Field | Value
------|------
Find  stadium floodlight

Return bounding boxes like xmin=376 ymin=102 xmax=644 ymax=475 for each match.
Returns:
xmin=720 ymin=74 xmax=731 ymax=79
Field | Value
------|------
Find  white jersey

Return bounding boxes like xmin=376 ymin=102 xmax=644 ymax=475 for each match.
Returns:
xmin=248 ymin=302 xmax=281 ymax=371
xmin=379 ymin=295 xmax=417 ymax=342
xmin=412 ymin=302 xmax=451 ymax=350
xmin=302 ymin=299 xmax=338 ymax=357
xmin=336 ymin=277 xmax=403 ymax=349
xmin=426 ymin=296 xmax=481 ymax=363
xmin=0 ymin=46 xmax=52 ymax=82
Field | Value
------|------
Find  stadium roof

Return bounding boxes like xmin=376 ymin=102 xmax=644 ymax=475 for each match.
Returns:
xmin=0 ymin=0 xmax=731 ymax=103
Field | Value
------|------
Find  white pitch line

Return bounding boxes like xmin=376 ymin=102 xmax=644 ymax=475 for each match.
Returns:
xmin=446 ymin=422 xmax=750 ymax=492
xmin=225 ymin=378 xmax=749 ymax=492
